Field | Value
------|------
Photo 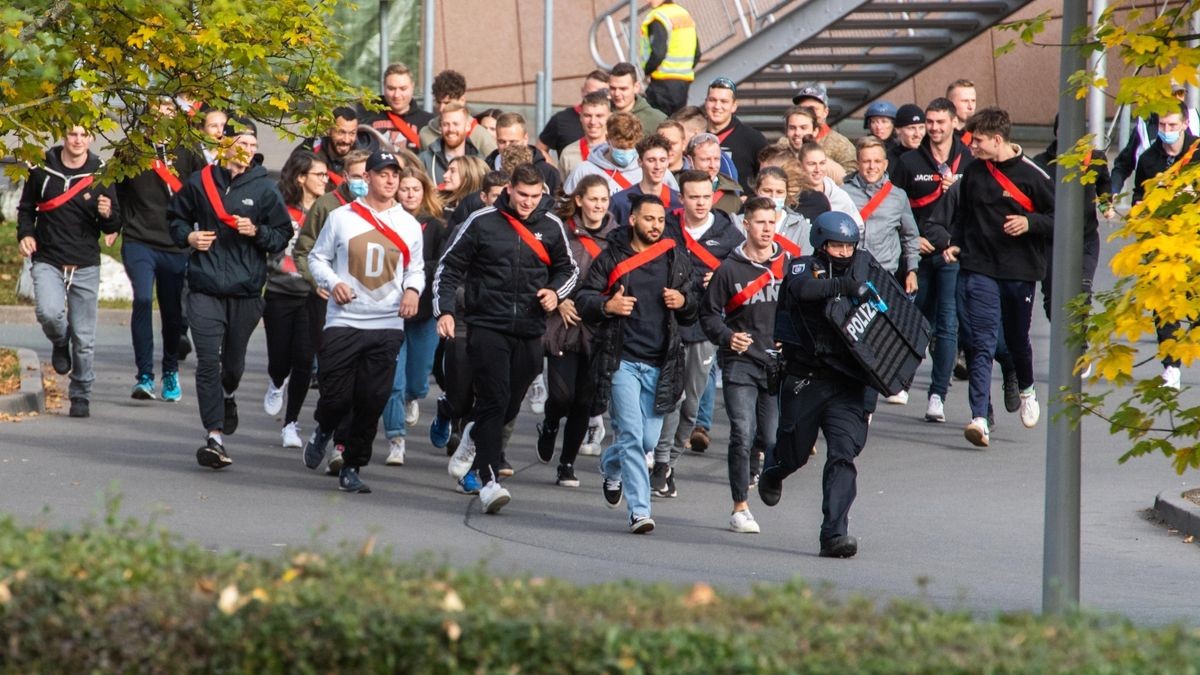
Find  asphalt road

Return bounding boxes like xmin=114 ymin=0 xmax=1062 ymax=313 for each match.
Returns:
xmin=1 ymin=239 xmax=1198 ymax=626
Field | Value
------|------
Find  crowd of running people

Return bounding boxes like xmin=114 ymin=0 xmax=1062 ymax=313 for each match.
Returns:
xmin=22 ymin=40 xmax=1183 ymax=556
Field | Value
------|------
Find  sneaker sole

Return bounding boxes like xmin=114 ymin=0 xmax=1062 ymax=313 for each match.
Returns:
xmin=604 ymin=494 xmax=623 ymax=509
xmin=386 ymin=457 xmax=405 ymax=466
xmin=196 ymin=447 xmax=231 ymax=470
xmin=483 ymin=494 xmax=510 ymax=514
xmin=819 ymin=544 xmax=858 ymax=558
xmin=131 ymin=388 xmax=156 ymax=401
xmin=730 ymin=524 xmax=761 ymax=534
xmin=556 ymin=479 xmax=580 ymax=488
xmin=964 ymin=427 xmax=990 ymax=447
xmin=162 ymin=395 xmax=182 ymax=403
xmin=339 ymin=483 xmax=372 ymax=494
xmin=630 ymin=520 xmax=655 ymax=534
xmin=282 ymin=441 xmax=303 ymax=449
xmin=925 ymin=413 xmax=945 ymax=423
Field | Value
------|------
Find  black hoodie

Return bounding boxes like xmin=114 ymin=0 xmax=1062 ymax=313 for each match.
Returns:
xmin=17 ymin=147 xmax=121 ymax=268
xmin=701 ymin=243 xmax=787 ymax=369
xmin=890 ymin=135 xmax=974 ymax=227
xmin=665 ymin=211 xmax=745 ymax=343
xmin=168 ymin=159 xmax=292 ymax=298
xmin=115 ymin=146 xmax=189 ymax=252
xmin=433 ymin=190 xmax=579 ymax=338
xmin=1132 ymin=132 xmax=1200 ymax=204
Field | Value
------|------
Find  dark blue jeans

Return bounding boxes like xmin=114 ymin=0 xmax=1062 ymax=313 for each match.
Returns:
xmin=957 ymin=271 xmax=1036 ymax=420
xmin=914 ymin=256 xmax=958 ymax=399
xmin=722 ymin=359 xmax=777 ymax=504
xmin=122 ymin=240 xmax=188 ymax=378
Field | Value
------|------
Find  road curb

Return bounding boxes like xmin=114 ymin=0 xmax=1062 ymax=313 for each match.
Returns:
xmin=0 ymin=347 xmax=45 ymax=415
xmin=1153 ymin=489 xmax=1200 ymax=539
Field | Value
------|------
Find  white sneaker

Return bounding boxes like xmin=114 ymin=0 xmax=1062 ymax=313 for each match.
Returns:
xmin=579 ymin=415 xmax=606 ymax=455
xmin=405 ymin=399 xmax=419 ymax=427
xmin=1018 ymin=387 xmax=1040 ymax=428
xmin=386 ymin=437 xmax=406 ymax=466
xmin=645 ymin=452 xmax=654 ymax=470
xmin=884 ymin=390 xmax=909 ymax=405
xmin=729 ymin=509 xmax=761 ymax=534
xmin=480 ymin=480 xmax=511 ymax=514
xmin=964 ymin=417 xmax=990 ymax=447
xmin=280 ymin=422 xmax=302 ymax=448
xmin=1163 ymin=365 xmax=1182 ymax=391
xmin=263 ymin=378 xmax=286 ymax=416
xmin=925 ymin=394 xmax=945 ymax=423
xmin=447 ymin=421 xmax=476 ymax=478
xmin=528 ymin=374 xmax=547 ymax=414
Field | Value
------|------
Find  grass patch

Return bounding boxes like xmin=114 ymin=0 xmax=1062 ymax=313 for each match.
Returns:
xmin=0 ymin=501 xmax=1198 ymax=673
xmin=0 ymin=348 xmax=18 ymax=395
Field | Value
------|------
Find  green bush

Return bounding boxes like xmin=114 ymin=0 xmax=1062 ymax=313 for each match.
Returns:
xmin=0 ymin=507 xmax=1197 ymax=674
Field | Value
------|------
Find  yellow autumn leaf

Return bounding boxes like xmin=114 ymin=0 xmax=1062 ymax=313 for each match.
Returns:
xmin=442 ymin=589 xmax=465 ymax=612
xmin=281 ymin=568 xmax=300 ymax=583
xmin=99 ymin=46 xmax=123 ymax=63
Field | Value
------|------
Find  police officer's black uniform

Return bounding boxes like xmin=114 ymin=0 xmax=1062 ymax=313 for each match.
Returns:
xmin=761 ymin=211 xmax=875 ymax=559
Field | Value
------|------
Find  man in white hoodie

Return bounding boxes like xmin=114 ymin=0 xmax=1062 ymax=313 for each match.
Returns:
xmin=302 ymin=150 xmax=425 ymax=494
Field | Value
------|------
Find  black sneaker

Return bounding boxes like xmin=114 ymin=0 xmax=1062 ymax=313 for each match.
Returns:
xmin=629 ymin=514 xmax=656 ymax=534
xmin=603 ymin=477 xmax=623 ymax=508
xmin=654 ymin=467 xmax=677 ymax=498
xmin=196 ymin=437 xmax=232 ymax=470
xmin=51 ymin=341 xmax=71 ymax=374
xmin=953 ymin=350 xmax=968 ymax=380
xmin=759 ymin=467 xmax=783 ymax=507
xmin=497 ymin=457 xmax=514 ymax=478
xmin=303 ymin=425 xmax=333 ymax=470
xmin=819 ymin=534 xmax=858 ymax=558
xmin=177 ymin=334 xmax=192 ymax=361
xmin=338 ymin=466 xmax=371 ymax=493
xmin=555 ymin=463 xmax=579 ymax=488
xmin=536 ymin=422 xmax=558 ymax=464
xmin=68 ymin=397 xmax=89 ymax=418
xmin=1002 ymin=368 xmax=1020 ymax=413
xmin=223 ymin=397 xmax=239 ymax=435
xmin=987 ymin=403 xmax=996 ymax=431
xmin=650 ymin=462 xmax=669 ymax=492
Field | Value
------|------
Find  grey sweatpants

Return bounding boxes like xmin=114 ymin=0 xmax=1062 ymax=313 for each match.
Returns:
xmin=654 ymin=340 xmax=716 ymax=467
xmin=32 ymin=261 xmax=99 ymax=400
xmin=188 ymin=292 xmax=264 ymax=432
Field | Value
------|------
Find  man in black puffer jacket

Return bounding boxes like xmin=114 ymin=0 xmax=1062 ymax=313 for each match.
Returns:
xmin=168 ymin=119 xmax=292 ymax=469
xmin=576 ymin=194 xmax=699 ymax=534
xmin=434 ymin=163 xmax=578 ymax=513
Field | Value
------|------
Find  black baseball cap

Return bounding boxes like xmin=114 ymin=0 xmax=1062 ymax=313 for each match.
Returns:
xmin=366 ymin=150 xmax=401 ymax=172
xmin=792 ymin=82 xmax=828 ymax=105
xmin=894 ymin=104 xmax=925 ymax=128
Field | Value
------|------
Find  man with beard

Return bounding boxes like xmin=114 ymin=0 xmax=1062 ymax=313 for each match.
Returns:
xmin=419 ymin=103 xmax=483 ymax=186
xmin=292 ymin=106 xmax=361 ymax=191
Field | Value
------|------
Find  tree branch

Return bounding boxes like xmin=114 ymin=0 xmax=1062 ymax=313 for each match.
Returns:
xmin=17 ymin=0 xmax=73 ymax=42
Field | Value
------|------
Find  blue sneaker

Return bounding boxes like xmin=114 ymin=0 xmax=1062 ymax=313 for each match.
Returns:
xmin=161 ymin=371 xmax=182 ymax=402
xmin=430 ymin=412 xmax=451 ymax=449
xmin=303 ymin=425 xmax=333 ymax=470
xmin=456 ymin=470 xmax=482 ymax=495
xmin=131 ymin=373 xmax=156 ymax=400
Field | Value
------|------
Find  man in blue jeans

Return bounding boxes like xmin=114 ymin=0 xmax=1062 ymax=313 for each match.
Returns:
xmin=944 ymin=107 xmax=1054 ymax=447
xmin=576 ymin=195 xmax=698 ymax=534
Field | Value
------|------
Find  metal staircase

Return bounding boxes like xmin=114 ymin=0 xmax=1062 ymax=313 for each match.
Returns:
xmin=589 ymin=0 xmax=1037 ymax=132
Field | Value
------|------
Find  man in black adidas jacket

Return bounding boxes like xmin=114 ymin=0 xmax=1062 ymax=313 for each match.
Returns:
xmin=17 ymin=125 xmax=121 ymax=419
xmin=700 ymin=197 xmax=787 ymax=535
xmin=576 ymin=194 xmax=699 ymax=533
xmin=168 ymin=119 xmax=292 ymax=469
xmin=434 ymin=163 xmax=578 ymax=513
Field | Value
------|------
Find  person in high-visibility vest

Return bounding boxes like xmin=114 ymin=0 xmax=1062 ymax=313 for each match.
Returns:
xmin=640 ymin=0 xmax=701 ymax=116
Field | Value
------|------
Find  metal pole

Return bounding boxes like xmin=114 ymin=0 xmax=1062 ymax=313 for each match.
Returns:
xmin=1088 ymin=0 xmax=1107 ymax=149
xmin=628 ymin=0 xmax=639 ymax=67
xmin=1043 ymin=0 xmax=1088 ymax=616
xmin=423 ymin=0 xmax=436 ymax=113
xmin=1190 ymin=12 xmax=1200 ymax=112
xmin=544 ymin=0 xmax=554 ymax=128
xmin=380 ymin=0 xmax=389 ymax=91
xmin=536 ymin=71 xmax=547 ymax=133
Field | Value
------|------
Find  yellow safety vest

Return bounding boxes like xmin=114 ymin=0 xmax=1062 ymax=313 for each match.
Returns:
xmin=640 ymin=2 xmax=697 ymax=82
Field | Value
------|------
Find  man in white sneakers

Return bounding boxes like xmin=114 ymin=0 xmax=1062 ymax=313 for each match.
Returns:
xmin=302 ymin=150 xmax=424 ymax=493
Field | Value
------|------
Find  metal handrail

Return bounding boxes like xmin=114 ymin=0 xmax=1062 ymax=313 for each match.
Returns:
xmin=588 ymin=0 xmax=797 ymax=71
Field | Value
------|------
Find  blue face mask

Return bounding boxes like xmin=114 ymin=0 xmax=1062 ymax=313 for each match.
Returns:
xmin=610 ymin=147 xmax=637 ymax=168
xmin=348 ymin=178 xmax=369 ymax=198
xmin=1159 ymin=130 xmax=1182 ymax=145
xmin=772 ymin=197 xmax=786 ymax=212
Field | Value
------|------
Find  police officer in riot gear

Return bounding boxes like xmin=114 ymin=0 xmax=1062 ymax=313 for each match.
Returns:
xmin=761 ymin=211 xmax=876 ymax=559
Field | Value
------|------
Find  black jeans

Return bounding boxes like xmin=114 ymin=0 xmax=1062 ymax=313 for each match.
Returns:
xmin=467 ymin=326 xmax=543 ymax=483
xmin=769 ymin=374 xmax=869 ymax=542
xmin=188 ymin=293 xmax=264 ymax=432
xmin=722 ymin=359 xmax=778 ymax=504
xmin=263 ymin=291 xmax=314 ymax=424
xmin=545 ymin=349 xmax=593 ymax=466
xmin=313 ymin=327 xmax=404 ymax=468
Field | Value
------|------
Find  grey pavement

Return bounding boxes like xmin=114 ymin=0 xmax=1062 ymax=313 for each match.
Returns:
xmin=1 ymin=239 xmax=1198 ymax=625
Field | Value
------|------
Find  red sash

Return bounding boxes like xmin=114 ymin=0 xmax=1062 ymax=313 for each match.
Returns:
xmin=815 ymin=124 xmax=831 ymax=141
xmin=604 ymin=238 xmax=676 ymax=293
xmin=200 ymin=165 xmax=239 ymax=228
xmin=909 ymin=154 xmax=962 ymax=209
xmin=659 ymin=185 xmax=672 ymax=205
xmin=282 ymin=206 xmax=304 ymax=273
xmin=500 ymin=211 xmax=551 ymax=265
xmin=580 ymin=137 xmax=590 ymax=161
xmin=960 ymin=130 xmax=973 ymax=146
xmin=984 ymin=161 xmax=1033 ymax=212
xmin=36 ymin=175 xmax=94 ymax=212
xmin=725 ymin=255 xmax=785 ymax=313
xmin=349 ymin=201 xmax=411 ymax=268
xmin=334 ymin=190 xmax=348 ymax=206
xmin=858 ymin=181 xmax=893 ymax=222
xmin=570 ymin=220 xmax=603 ymax=258
xmin=152 ymin=160 xmax=182 ymax=193
xmin=286 ymin=206 xmax=304 ymax=226
xmin=327 ymin=170 xmax=344 ymax=187
xmin=713 ymin=189 xmax=727 ymax=206
xmin=682 ymin=225 xmax=722 ymax=271
xmin=386 ymin=112 xmax=421 ymax=148
xmin=715 ymin=126 xmax=735 ymax=144
xmin=774 ymin=233 xmax=802 ymax=257
xmin=605 ymin=169 xmax=632 ymax=190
